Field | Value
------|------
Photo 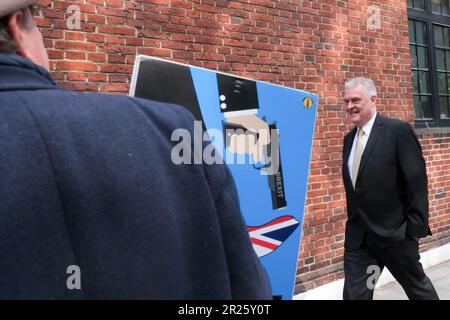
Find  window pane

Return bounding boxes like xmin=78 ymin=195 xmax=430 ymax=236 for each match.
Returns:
xmin=414 ymin=0 xmax=425 ymax=10
xmin=419 ymin=71 xmax=430 ymax=93
xmin=438 ymin=72 xmax=447 ymax=93
xmin=416 ymin=22 xmax=427 ymax=45
xmin=435 ymin=26 xmax=444 ymax=47
xmin=432 ymin=0 xmax=442 ymax=13
xmin=421 ymin=96 xmax=433 ymax=119
xmin=409 ymin=20 xmax=416 ymax=43
xmin=436 ymin=49 xmax=446 ymax=70
xmin=408 ymin=0 xmax=413 ymax=8
xmin=411 ymin=45 xmax=418 ymax=68
xmin=443 ymin=0 xmax=450 ymax=16
xmin=417 ymin=46 xmax=428 ymax=68
xmin=414 ymin=96 xmax=422 ymax=119
xmin=447 ymin=73 xmax=450 ymax=93
xmin=447 ymin=51 xmax=450 ymax=71
xmin=413 ymin=71 xmax=419 ymax=92
xmin=444 ymin=27 xmax=450 ymax=48
xmin=440 ymin=97 xmax=450 ymax=118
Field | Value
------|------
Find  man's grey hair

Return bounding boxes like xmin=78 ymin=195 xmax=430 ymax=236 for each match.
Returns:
xmin=345 ymin=77 xmax=377 ymax=97
xmin=0 ymin=6 xmax=35 ymax=53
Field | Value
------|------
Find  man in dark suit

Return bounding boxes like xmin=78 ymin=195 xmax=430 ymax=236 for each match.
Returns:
xmin=0 ymin=0 xmax=272 ymax=299
xmin=342 ymin=77 xmax=439 ymax=300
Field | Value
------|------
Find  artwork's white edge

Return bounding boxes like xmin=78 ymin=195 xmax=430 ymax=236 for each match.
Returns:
xmin=128 ymin=55 xmax=142 ymax=97
xmin=132 ymin=54 xmax=319 ymax=100
xmin=289 ymin=91 xmax=320 ymax=299
xmin=129 ymin=54 xmax=320 ymax=300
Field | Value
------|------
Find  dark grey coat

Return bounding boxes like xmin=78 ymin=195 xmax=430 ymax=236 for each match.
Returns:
xmin=0 ymin=53 xmax=271 ymax=299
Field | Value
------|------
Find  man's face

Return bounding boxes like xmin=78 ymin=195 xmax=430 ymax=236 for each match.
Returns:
xmin=343 ymin=84 xmax=377 ymax=127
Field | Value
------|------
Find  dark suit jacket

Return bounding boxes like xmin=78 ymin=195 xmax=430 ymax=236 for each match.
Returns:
xmin=342 ymin=113 xmax=431 ymax=249
xmin=0 ymin=53 xmax=272 ymax=299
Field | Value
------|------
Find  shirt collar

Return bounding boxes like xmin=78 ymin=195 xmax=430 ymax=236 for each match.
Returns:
xmin=359 ymin=112 xmax=377 ymax=136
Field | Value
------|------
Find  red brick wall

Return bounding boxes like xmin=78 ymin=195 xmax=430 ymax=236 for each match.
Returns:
xmin=419 ymin=133 xmax=450 ymax=245
xmin=38 ymin=0 xmax=450 ymax=294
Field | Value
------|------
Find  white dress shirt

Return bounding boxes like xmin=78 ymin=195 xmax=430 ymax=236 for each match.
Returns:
xmin=347 ymin=112 xmax=377 ymax=175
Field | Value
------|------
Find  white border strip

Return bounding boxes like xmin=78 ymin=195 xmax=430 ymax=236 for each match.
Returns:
xmin=128 ymin=55 xmax=317 ymax=96
xmin=293 ymin=242 xmax=450 ymax=300
xmin=128 ymin=55 xmax=142 ymax=97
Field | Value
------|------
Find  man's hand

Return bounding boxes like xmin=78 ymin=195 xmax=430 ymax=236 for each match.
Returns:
xmin=224 ymin=115 xmax=270 ymax=163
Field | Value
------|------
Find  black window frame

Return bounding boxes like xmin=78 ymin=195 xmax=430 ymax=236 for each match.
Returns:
xmin=408 ymin=0 xmax=450 ymax=128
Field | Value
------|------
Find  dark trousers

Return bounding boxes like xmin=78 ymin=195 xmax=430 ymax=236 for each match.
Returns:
xmin=343 ymin=234 xmax=439 ymax=300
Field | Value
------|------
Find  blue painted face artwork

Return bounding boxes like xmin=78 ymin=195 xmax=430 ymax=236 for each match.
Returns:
xmin=132 ymin=56 xmax=318 ymax=300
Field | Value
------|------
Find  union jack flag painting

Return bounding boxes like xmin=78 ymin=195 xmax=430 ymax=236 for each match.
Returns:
xmin=248 ymin=216 xmax=300 ymax=257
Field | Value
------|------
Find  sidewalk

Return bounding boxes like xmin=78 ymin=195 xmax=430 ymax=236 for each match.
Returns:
xmin=374 ymin=259 xmax=450 ymax=300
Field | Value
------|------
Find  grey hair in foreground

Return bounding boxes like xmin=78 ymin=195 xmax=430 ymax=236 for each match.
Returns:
xmin=345 ymin=77 xmax=377 ymax=97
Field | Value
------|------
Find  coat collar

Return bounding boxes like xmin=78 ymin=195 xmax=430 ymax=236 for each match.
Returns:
xmin=0 ymin=53 xmax=56 ymax=92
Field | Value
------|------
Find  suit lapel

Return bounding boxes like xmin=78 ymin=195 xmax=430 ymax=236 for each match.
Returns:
xmin=343 ymin=127 xmax=357 ymax=185
xmin=356 ymin=113 xmax=384 ymax=182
